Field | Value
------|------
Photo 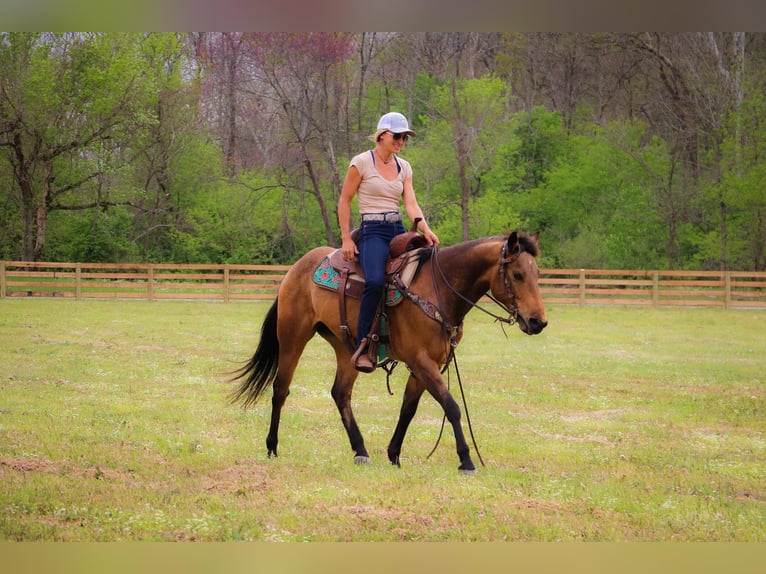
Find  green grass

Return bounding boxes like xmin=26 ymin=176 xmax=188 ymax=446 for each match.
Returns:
xmin=0 ymin=299 xmax=764 ymax=541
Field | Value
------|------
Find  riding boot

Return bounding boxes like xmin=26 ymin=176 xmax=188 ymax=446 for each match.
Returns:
xmin=351 ymin=337 xmax=376 ymax=373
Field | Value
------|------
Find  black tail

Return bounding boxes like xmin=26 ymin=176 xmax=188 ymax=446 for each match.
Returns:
xmin=229 ymin=297 xmax=280 ymax=408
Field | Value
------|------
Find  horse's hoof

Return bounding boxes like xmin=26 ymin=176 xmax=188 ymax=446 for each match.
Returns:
xmin=458 ymin=467 xmax=476 ymax=476
xmin=354 ymin=455 xmax=370 ymax=465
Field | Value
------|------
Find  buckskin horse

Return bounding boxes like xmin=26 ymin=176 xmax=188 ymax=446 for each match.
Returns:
xmin=230 ymin=230 xmax=547 ymax=473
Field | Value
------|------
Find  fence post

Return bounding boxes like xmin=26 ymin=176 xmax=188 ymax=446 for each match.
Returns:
xmin=652 ymin=271 xmax=659 ymax=307
xmin=147 ymin=264 xmax=154 ymax=302
xmin=724 ymin=271 xmax=731 ymax=309
xmin=223 ymin=264 xmax=230 ymax=303
xmin=75 ymin=263 xmax=82 ymax=300
xmin=0 ymin=261 xmax=6 ymax=299
xmin=578 ymin=269 xmax=586 ymax=305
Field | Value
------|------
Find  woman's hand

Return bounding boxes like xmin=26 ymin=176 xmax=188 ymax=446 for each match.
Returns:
xmin=342 ymin=236 xmax=359 ymax=261
xmin=417 ymin=220 xmax=439 ymax=246
xmin=423 ymin=228 xmax=440 ymax=246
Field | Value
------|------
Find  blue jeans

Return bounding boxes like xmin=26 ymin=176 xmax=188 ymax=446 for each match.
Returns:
xmin=356 ymin=219 xmax=405 ymax=348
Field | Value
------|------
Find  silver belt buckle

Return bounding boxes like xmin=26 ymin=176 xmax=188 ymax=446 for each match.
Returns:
xmin=385 ymin=212 xmax=399 ymax=223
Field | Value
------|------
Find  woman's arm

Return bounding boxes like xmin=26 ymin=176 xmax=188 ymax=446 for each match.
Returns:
xmin=339 ymin=166 xmax=362 ymax=260
xmin=402 ymin=178 xmax=439 ymax=246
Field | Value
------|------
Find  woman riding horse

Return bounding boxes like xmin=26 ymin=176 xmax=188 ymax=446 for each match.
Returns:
xmin=338 ymin=112 xmax=439 ymax=373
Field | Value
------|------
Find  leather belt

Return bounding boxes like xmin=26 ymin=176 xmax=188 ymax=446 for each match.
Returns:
xmin=362 ymin=212 xmax=402 ymax=223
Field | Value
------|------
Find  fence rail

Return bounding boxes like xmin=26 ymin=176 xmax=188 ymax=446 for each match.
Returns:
xmin=2 ymin=260 xmax=766 ymax=308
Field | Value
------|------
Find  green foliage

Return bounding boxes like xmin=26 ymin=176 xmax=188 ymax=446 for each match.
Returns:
xmin=3 ymin=33 xmax=766 ymax=269
xmin=45 ymin=208 xmax=138 ymax=262
xmin=519 ymin=120 xmax=667 ymax=268
xmin=170 ymin=172 xmax=286 ymax=264
xmin=409 ymin=76 xmax=516 ymax=243
xmin=710 ymin=71 xmax=766 ymax=270
xmin=495 ymin=106 xmax=569 ymax=192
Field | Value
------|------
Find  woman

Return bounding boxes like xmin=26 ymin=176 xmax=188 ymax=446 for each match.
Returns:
xmin=338 ymin=112 xmax=439 ymax=373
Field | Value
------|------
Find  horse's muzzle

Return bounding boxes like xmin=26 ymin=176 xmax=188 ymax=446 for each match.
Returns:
xmin=519 ymin=315 xmax=547 ymax=335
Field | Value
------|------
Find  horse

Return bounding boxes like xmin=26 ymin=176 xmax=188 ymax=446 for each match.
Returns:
xmin=230 ymin=231 xmax=547 ymax=473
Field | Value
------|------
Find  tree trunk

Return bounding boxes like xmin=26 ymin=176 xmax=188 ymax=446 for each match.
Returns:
xmin=301 ymin=148 xmax=337 ymax=247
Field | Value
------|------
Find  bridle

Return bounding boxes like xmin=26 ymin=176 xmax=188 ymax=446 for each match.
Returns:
xmin=491 ymin=242 xmax=521 ymax=326
xmin=430 ymin=241 xmax=520 ymax=334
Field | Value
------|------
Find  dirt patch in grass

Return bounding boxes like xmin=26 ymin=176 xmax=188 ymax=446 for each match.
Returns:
xmin=531 ymin=429 xmax=616 ymax=447
xmin=560 ymin=408 xmax=628 ymax=423
xmin=1 ymin=456 xmax=132 ymax=482
xmin=201 ymin=459 xmax=270 ymax=494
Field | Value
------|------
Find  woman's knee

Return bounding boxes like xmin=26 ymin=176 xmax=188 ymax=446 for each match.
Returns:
xmin=363 ymin=278 xmax=385 ymax=295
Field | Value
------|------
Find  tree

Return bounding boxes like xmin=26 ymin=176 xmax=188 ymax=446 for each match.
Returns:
xmin=242 ymin=33 xmax=356 ymax=248
xmin=0 ymin=33 xmax=152 ymax=261
xmin=193 ymin=32 xmax=251 ymax=175
xmin=126 ymin=33 xmax=202 ymax=261
xmin=621 ymin=33 xmax=747 ymax=268
xmin=3 ymin=32 xmax=766 ymax=270
xmin=413 ymin=76 xmax=513 ymax=243
xmin=717 ymin=67 xmax=766 ymax=270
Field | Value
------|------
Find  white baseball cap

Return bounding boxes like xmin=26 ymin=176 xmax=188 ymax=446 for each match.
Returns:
xmin=377 ymin=112 xmax=415 ymax=136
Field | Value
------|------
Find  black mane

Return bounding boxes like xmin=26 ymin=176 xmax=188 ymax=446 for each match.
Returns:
xmin=414 ymin=231 xmax=540 ymax=262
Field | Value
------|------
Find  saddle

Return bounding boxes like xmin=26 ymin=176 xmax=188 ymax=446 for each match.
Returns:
xmin=312 ymin=219 xmax=429 ymax=352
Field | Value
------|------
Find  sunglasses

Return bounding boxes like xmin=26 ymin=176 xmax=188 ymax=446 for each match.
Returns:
xmin=389 ymin=132 xmax=409 ymax=142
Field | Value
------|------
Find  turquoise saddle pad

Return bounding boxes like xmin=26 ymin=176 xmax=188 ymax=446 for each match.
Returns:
xmin=312 ymin=256 xmax=403 ymax=306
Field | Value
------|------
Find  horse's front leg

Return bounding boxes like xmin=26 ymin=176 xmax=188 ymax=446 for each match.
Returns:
xmin=387 ymin=374 xmax=425 ymax=467
xmin=436 ymin=388 xmax=476 ymax=474
xmin=416 ymin=363 xmax=476 ymax=474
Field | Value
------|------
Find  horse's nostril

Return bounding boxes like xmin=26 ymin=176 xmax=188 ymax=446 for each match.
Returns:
xmin=529 ymin=317 xmax=547 ymax=332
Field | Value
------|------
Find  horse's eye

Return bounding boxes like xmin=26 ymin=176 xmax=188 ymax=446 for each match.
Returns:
xmin=513 ymin=272 xmax=523 ymax=282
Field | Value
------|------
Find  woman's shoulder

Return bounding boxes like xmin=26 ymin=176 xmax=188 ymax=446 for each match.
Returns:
xmin=350 ymin=150 xmax=374 ymax=169
xmin=395 ymin=155 xmax=413 ymax=178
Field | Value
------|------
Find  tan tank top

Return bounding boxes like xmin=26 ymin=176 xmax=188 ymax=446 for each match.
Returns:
xmin=350 ymin=150 xmax=412 ymax=214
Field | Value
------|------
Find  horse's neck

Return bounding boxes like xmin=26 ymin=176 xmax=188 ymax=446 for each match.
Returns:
xmin=437 ymin=238 xmax=501 ymax=317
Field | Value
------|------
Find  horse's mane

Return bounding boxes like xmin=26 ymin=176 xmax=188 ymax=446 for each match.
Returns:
xmin=417 ymin=231 xmax=539 ymax=264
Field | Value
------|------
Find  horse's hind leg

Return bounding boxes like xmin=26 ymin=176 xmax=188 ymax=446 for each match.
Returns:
xmin=266 ymin=366 xmax=295 ymax=458
xmin=267 ymin=322 xmax=313 ymax=458
xmin=330 ymin=348 xmax=369 ymax=463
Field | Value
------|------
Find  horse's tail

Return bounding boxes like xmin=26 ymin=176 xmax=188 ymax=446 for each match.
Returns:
xmin=229 ymin=297 xmax=280 ymax=408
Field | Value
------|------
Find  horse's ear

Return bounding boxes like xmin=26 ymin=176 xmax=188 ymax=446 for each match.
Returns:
xmin=508 ymin=231 xmax=520 ymax=254
xmin=530 ymin=231 xmax=540 ymax=244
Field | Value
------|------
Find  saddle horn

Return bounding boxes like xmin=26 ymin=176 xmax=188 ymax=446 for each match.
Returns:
xmin=389 ymin=218 xmax=428 ymax=258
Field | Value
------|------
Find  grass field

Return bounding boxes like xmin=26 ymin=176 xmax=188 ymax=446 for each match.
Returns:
xmin=0 ymin=299 xmax=764 ymax=541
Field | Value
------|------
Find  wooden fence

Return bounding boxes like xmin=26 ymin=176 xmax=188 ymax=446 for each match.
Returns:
xmin=0 ymin=261 xmax=291 ymax=303
xmin=2 ymin=261 xmax=766 ymax=308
